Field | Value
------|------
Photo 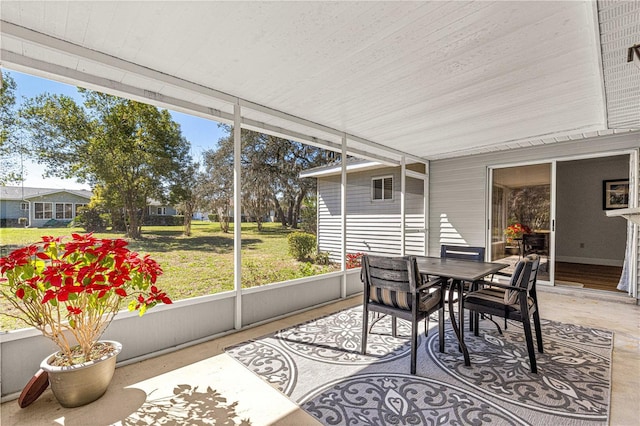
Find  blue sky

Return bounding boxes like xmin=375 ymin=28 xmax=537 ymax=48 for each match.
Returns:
xmin=6 ymin=69 xmax=228 ymax=190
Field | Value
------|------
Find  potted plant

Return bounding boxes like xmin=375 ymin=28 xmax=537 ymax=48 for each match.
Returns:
xmin=504 ymin=223 xmax=531 ymax=245
xmin=0 ymin=233 xmax=172 ymax=407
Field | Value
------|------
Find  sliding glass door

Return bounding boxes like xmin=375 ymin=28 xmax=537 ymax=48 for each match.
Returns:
xmin=489 ymin=163 xmax=552 ymax=282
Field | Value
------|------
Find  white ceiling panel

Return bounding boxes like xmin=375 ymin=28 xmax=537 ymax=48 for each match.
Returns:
xmin=1 ymin=1 xmax=638 ymax=161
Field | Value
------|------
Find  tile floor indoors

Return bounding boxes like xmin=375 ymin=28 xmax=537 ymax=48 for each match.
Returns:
xmin=1 ymin=286 xmax=638 ymax=426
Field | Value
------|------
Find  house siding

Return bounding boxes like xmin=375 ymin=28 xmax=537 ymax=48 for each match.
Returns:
xmin=1 ymin=200 xmax=27 ymax=222
xmin=25 ymin=193 xmax=91 ymax=228
xmin=317 ymin=167 xmax=425 ymax=262
xmin=429 ymin=132 xmax=640 ymax=299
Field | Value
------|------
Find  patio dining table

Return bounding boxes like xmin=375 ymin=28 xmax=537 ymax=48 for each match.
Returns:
xmin=415 ymin=256 xmax=508 ymax=366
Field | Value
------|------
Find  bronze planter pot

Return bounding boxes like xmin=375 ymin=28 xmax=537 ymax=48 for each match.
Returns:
xmin=40 ymin=340 xmax=122 ymax=408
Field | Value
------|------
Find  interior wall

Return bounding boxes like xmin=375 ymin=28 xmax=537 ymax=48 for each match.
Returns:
xmin=556 ymin=155 xmax=629 ymax=266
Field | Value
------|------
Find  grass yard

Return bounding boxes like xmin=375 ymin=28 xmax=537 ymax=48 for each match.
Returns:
xmin=0 ymin=222 xmax=338 ymax=331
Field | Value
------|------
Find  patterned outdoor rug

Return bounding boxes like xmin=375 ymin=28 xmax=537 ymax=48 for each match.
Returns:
xmin=226 ymin=307 xmax=612 ymax=425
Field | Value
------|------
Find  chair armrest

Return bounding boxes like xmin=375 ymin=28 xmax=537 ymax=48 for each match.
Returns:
xmin=478 ymin=281 xmax=527 ymax=292
xmin=417 ymin=277 xmax=444 ymax=292
xmin=493 ymin=271 xmax=512 ymax=278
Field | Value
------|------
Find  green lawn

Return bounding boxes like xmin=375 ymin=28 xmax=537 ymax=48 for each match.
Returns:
xmin=0 ymin=222 xmax=338 ymax=331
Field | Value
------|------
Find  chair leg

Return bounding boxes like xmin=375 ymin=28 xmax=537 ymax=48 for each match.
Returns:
xmin=438 ymin=307 xmax=444 ymax=353
xmin=361 ymin=308 xmax=369 ymax=355
xmin=473 ymin=310 xmax=480 ymax=337
xmin=411 ymin=317 xmax=418 ymax=374
xmin=533 ymin=310 xmax=544 ymax=353
xmin=392 ymin=316 xmax=398 ymax=338
xmin=458 ymin=296 xmax=464 ymax=353
xmin=522 ymin=318 xmax=538 ymax=374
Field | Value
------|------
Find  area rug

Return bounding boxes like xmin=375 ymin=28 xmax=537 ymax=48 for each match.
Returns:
xmin=226 ymin=307 xmax=612 ymax=425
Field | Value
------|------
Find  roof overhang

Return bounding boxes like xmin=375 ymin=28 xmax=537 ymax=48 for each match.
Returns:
xmin=1 ymin=1 xmax=638 ymax=163
xmin=300 ymin=159 xmax=386 ymax=179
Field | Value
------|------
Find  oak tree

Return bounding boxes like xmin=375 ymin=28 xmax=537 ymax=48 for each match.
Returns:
xmin=20 ymin=89 xmax=192 ymax=239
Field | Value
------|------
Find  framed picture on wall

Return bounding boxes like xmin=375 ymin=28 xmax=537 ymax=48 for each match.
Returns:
xmin=603 ymin=179 xmax=629 ymax=210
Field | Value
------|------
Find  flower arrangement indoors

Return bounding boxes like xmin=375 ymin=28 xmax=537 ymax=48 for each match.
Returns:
xmin=504 ymin=223 xmax=531 ymax=245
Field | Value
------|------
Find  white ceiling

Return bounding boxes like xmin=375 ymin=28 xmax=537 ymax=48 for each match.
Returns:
xmin=1 ymin=1 xmax=638 ymax=163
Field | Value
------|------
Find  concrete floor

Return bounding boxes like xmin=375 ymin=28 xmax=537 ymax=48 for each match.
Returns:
xmin=1 ymin=287 xmax=638 ymax=425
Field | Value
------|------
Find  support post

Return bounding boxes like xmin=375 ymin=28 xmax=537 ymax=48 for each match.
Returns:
xmin=233 ymin=101 xmax=242 ymax=329
xmin=340 ymin=134 xmax=347 ymax=298
xmin=400 ymin=156 xmax=406 ymax=256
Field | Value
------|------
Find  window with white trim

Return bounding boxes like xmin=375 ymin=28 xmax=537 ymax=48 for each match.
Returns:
xmin=20 ymin=202 xmax=29 ymax=210
xmin=372 ymin=176 xmax=393 ymax=201
xmin=157 ymin=207 xmax=166 ymax=215
xmin=56 ymin=203 xmax=74 ymax=219
xmin=34 ymin=202 xmax=53 ymax=219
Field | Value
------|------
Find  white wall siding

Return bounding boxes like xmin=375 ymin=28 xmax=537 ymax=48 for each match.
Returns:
xmin=429 ymin=132 xmax=640 ymax=297
xmin=317 ymin=167 xmax=425 ymax=261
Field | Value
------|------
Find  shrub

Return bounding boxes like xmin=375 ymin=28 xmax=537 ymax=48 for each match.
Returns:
xmin=287 ymin=232 xmax=316 ymax=261
xmin=315 ymin=251 xmax=330 ymax=265
xmin=299 ymin=262 xmax=315 ymax=277
xmin=143 ymin=215 xmax=184 ymax=226
xmin=74 ymin=206 xmax=108 ymax=232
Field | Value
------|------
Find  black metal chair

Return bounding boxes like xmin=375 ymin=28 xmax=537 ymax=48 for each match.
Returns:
xmin=361 ymin=255 xmax=445 ymax=374
xmin=463 ymin=254 xmax=543 ymax=373
xmin=523 ymin=233 xmax=548 ymax=270
xmin=440 ymin=245 xmax=485 ymax=261
xmin=439 ymin=245 xmax=486 ymax=331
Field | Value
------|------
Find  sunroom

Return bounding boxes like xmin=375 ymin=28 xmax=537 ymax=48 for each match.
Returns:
xmin=1 ymin=1 xmax=639 ymax=425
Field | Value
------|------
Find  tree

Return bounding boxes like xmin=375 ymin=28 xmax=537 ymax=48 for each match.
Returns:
xmin=201 ymin=131 xmax=234 ymax=233
xmin=508 ymin=185 xmax=550 ymax=231
xmin=20 ymin=89 xmax=192 ymax=239
xmin=0 ymin=72 xmax=27 ymax=184
xmin=299 ymin=194 xmax=318 ymax=235
xmin=201 ymin=127 xmax=329 ymax=231
xmin=241 ymin=132 xmax=277 ymax=231
xmin=171 ymin=161 xmax=201 ymax=236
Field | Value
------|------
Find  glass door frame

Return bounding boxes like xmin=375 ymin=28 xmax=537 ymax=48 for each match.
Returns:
xmin=487 ymin=160 xmax=555 ymax=285
xmin=487 ymin=149 xmax=638 ymax=291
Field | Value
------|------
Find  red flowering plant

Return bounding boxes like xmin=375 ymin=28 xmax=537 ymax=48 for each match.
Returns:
xmin=0 ymin=233 xmax=171 ymax=365
xmin=504 ymin=223 xmax=531 ymax=244
xmin=346 ymin=252 xmax=364 ymax=269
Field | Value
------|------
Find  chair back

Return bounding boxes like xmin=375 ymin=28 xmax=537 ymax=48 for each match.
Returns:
xmin=524 ymin=254 xmax=540 ymax=290
xmin=362 ymin=255 xmax=419 ymax=293
xmin=440 ymin=245 xmax=485 ymax=261
xmin=503 ymin=256 xmax=536 ymax=304
xmin=523 ymin=233 xmax=547 ymax=255
xmin=362 ymin=255 xmax=421 ymax=310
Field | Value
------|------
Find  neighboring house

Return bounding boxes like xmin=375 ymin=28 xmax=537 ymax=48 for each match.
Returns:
xmin=1 ymin=187 xmax=185 ymax=228
xmin=146 ymin=200 xmax=178 ymax=217
xmin=300 ymin=158 xmax=428 ymax=262
xmin=0 ymin=186 xmax=92 ymax=228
